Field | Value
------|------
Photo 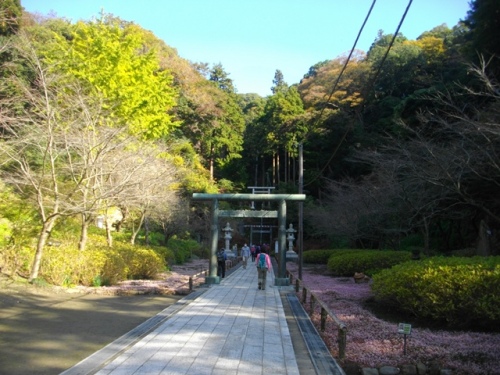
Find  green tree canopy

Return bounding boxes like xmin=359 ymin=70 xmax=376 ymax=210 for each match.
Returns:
xmin=44 ymin=15 xmax=179 ymax=140
xmin=463 ymin=0 xmax=500 ymax=78
xmin=0 ymin=0 xmax=22 ymax=36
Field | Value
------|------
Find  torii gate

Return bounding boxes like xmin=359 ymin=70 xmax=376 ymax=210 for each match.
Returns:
xmin=192 ymin=193 xmax=306 ymax=286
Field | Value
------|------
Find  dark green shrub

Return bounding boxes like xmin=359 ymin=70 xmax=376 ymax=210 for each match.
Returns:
xmin=327 ymin=250 xmax=412 ymax=277
xmin=166 ymin=237 xmax=200 ymax=264
xmin=150 ymin=245 xmax=175 ymax=268
xmin=371 ymin=256 xmax=500 ymax=329
xmin=139 ymin=231 xmax=164 ymax=246
xmin=303 ymin=249 xmax=366 ymax=264
xmin=303 ymin=250 xmax=338 ymax=264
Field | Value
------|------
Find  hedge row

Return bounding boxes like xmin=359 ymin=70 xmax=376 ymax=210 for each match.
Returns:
xmin=41 ymin=240 xmax=169 ymax=286
xmin=371 ymin=256 xmax=500 ymax=329
xmin=303 ymin=249 xmax=366 ymax=264
xmin=326 ymin=250 xmax=412 ymax=276
xmin=37 ymin=234 xmax=205 ymax=286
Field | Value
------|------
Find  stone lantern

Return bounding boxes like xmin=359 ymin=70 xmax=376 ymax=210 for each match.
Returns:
xmin=222 ymin=222 xmax=235 ymax=259
xmin=286 ymin=223 xmax=298 ymax=260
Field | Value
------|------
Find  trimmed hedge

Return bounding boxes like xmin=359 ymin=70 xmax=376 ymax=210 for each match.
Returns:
xmin=303 ymin=250 xmax=338 ymax=264
xmin=327 ymin=250 xmax=412 ymax=277
xmin=371 ymin=256 xmax=500 ymax=329
xmin=303 ymin=249 xmax=367 ymax=264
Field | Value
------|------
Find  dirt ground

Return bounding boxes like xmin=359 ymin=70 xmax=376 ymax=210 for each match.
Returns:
xmin=0 ymin=262 xmax=208 ymax=375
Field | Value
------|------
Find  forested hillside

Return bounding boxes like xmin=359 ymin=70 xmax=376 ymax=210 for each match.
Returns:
xmin=295 ymin=0 xmax=500 ymax=254
xmin=1 ymin=0 xmax=499 ymax=284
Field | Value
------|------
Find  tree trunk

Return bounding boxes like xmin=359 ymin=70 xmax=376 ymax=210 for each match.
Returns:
xmin=78 ymin=213 xmax=91 ymax=251
xmin=115 ymin=205 xmax=128 ymax=232
xmin=272 ymin=154 xmax=276 ymax=186
xmin=275 ymin=152 xmax=280 ymax=186
xmin=423 ymin=216 xmax=430 ymax=255
xmin=284 ymin=150 xmax=288 ymax=184
xmin=145 ymin=217 xmax=150 ymax=246
xmin=130 ymin=210 xmax=146 ymax=245
xmin=476 ymin=219 xmax=491 ymax=256
xmin=106 ymin=220 xmax=113 ymax=248
xmin=208 ymin=141 xmax=214 ymax=182
xmin=261 ymin=157 xmax=266 ymax=186
xmin=29 ymin=215 xmax=58 ymax=282
xmin=163 ymin=224 xmax=171 ymax=246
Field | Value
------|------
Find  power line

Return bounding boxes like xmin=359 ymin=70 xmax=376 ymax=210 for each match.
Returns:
xmin=304 ymin=0 xmax=414 ymax=188
xmin=311 ymin=0 xmax=377 ymax=132
xmin=363 ymin=0 xmax=414 ymax=100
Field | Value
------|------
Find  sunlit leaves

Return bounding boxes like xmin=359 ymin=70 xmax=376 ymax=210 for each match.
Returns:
xmin=51 ymin=16 xmax=179 ymax=140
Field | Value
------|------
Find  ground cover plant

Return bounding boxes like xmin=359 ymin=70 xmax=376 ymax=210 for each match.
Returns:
xmin=286 ymin=262 xmax=500 ymax=374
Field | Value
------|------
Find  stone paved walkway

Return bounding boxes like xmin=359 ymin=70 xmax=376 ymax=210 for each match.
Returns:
xmin=62 ymin=264 xmax=345 ymax=375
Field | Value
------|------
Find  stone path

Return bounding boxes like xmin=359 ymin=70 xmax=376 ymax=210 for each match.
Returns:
xmin=62 ymin=264 xmax=345 ymax=375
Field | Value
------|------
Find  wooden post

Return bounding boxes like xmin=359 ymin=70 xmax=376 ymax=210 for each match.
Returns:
xmin=310 ymin=294 xmax=316 ymax=313
xmin=321 ymin=308 xmax=327 ymax=331
xmin=338 ymin=325 xmax=347 ymax=359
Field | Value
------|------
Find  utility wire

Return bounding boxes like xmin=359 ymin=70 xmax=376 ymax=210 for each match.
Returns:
xmin=363 ymin=0 xmax=414 ymax=100
xmin=311 ymin=0 xmax=377 ymax=131
xmin=304 ymin=0 xmax=413 ymax=188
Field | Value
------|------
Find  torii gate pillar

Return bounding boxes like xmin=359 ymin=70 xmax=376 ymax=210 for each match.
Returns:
xmin=276 ymin=198 xmax=288 ymax=286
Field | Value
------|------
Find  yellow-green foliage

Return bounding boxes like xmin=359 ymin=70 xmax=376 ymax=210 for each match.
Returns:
xmin=327 ymin=250 xmax=412 ymax=276
xmin=0 ymin=218 xmax=13 ymax=247
xmin=100 ymin=249 xmax=128 ymax=286
xmin=0 ymin=182 xmax=38 ymax=276
xmin=115 ymin=244 xmax=163 ymax=279
xmin=42 ymin=243 xmax=107 ymax=286
xmin=1 ymin=244 xmax=33 ymax=277
xmin=39 ymin=235 xmax=165 ymax=286
xmin=372 ymin=256 xmax=500 ymax=329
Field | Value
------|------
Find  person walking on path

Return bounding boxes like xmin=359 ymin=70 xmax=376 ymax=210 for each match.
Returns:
xmin=255 ymin=248 xmax=272 ymax=290
xmin=217 ymin=248 xmax=227 ymax=278
xmin=241 ymin=243 xmax=250 ymax=269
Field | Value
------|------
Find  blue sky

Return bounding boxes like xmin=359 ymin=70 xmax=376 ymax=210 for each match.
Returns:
xmin=21 ymin=0 xmax=471 ymax=96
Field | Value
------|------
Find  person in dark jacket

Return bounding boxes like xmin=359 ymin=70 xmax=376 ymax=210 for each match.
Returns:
xmin=216 ymin=248 xmax=227 ymax=278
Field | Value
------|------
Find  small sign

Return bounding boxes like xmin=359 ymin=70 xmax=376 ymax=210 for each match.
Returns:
xmin=398 ymin=323 xmax=412 ymax=335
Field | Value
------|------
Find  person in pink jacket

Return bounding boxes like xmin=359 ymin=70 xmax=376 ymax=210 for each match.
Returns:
xmin=255 ymin=248 xmax=272 ymax=290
